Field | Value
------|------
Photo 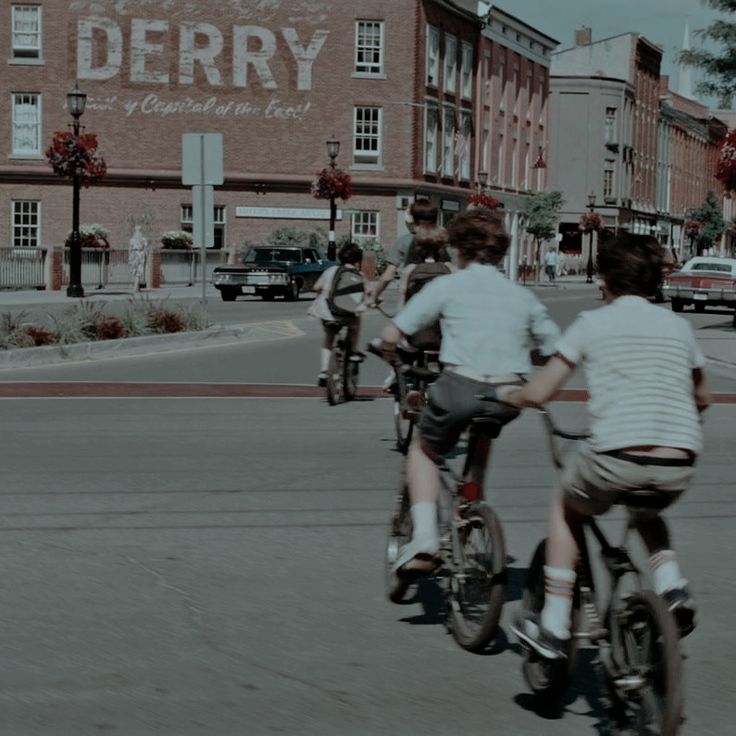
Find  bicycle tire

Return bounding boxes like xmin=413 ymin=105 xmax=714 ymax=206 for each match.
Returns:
xmin=608 ymin=590 xmax=683 ymax=736
xmin=393 ymin=368 xmax=414 ymax=454
xmin=344 ymin=344 xmax=359 ymax=402
xmin=520 ymin=539 xmax=580 ymax=701
xmin=384 ymin=484 xmax=413 ymax=603
xmin=326 ymin=342 xmax=344 ymax=405
xmin=448 ymin=502 xmax=506 ymax=652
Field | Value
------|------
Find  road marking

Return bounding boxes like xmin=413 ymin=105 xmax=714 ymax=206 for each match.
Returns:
xmin=0 ymin=382 xmax=735 ymax=403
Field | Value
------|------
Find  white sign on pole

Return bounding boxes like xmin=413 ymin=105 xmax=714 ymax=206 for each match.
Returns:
xmin=192 ymin=185 xmax=215 ymax=248
xmin=182 ymin=133 xmax=224 ymax=185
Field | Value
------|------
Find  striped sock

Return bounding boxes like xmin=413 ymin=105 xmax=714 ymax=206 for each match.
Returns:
xmin=649 ymin=550 xmax=687 ymax=594
xmin=541 ymin=565 xmax=576 ymax=640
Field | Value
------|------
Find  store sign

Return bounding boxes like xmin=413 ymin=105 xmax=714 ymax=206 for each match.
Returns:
xmin=236 ymin=206 xmax=343 ymax=220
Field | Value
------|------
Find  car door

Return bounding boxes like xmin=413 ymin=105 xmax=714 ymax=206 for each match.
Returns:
xmin=299 ymin=248 xmax=325 ymax=292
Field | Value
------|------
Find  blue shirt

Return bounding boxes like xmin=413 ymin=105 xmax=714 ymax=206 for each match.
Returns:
xmin=393 ymin=263 xmax=560 ymax=375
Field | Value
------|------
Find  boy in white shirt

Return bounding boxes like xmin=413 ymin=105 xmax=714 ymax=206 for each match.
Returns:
xmin=498 ymin=234 xmax=711 ymax=659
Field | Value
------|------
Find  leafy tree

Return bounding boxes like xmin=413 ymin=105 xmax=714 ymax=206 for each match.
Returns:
xmin=678 ymin=0 xmax=736 ymax=106
xmin=692 ymin=190 xmax=725 ymax=254
xmin=522 ymin=191 xmax=565 ymax=280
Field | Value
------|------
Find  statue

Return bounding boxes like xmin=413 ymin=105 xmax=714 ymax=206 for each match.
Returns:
xmin=129 ymin=224 xmax=148 ymax=291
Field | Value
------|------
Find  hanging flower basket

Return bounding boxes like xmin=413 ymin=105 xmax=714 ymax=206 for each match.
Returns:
xmin=311 ymin=166 xmax=352 ymax=201
xmin=683 ymin=219 xmax=703 ymax=239
xmin=716 ymin=129 xmax=736 ymax=193
xmin=45 ymin=131 xmax=107 ymax=187
xmin=579 ymin=212 xmax=603 ymax=233
xmin=466 ymin=192 xmax=502 ymax=210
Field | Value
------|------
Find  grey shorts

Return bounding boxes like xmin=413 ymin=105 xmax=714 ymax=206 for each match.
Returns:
xmin=561 ymin=442 xmax=695 ymax=517
xmin=418 ymin=371 xmax=520 ymax=457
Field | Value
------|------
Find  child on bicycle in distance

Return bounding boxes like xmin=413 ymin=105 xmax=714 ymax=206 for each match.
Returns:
xmin=372 ymin=208 xmax=561 ymax=577
xmin=497 ymin=234 xmax=711 ymax=660
xmin=308 ymin=241 xmax=366 ymax=387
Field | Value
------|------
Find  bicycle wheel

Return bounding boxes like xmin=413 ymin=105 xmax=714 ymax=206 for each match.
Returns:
xmin=326 ymin=343 xmax=345 ymax=405
xmin=448 ymin=502 xmax=506 ymax=652
xmin=520 ymin=539 xmax=580 ymax=701
xmin=608 ymin=590 xmax=683 ymax=736
xmin=393 ymin=368 xmax=414 ymax=454
xmin=344 ymin=344 xmax=359 ymax=402
xmin=384 ymin=484 xmax=413 ymax=603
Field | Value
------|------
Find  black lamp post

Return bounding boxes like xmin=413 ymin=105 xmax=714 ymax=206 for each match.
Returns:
xmin=477 ymin=170 xmax=488 ymax=193
xmin=66 ymin=83 xmax=87 ymax=297
xmin=586 ymin=191 xmax=596 ymax=284
xmin=326 ymin=134 xmax=340 ymax=261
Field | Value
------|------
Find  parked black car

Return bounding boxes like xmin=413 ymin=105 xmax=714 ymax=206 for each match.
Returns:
xmin=212 ymin=245 xmax=334 ymax=301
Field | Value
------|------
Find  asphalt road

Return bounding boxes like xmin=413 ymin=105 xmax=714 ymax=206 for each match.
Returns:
xmin=0 ymin=289 xmax=734 ymax=735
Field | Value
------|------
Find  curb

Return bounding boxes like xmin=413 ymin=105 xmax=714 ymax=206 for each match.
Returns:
xmin=0 ymin=320 xmax=304 ymax=370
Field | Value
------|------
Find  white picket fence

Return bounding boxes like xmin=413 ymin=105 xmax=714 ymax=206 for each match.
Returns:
xmin=0 ymin=247 xmax=47 ymax=289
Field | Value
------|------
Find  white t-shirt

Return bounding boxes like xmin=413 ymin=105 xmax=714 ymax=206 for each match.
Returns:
xmin=556 ymin=296 xmax=705 ymax=453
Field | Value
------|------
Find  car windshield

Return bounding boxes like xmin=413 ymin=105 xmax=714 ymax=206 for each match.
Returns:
xmin=245 ymin=249 xmax=302 ymax=263
xmin=689 ymin=262 xmax=732 ymax=273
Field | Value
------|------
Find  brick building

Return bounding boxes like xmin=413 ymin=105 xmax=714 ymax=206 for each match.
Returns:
xmin=2 ymin=0 xmax=560 ymax=289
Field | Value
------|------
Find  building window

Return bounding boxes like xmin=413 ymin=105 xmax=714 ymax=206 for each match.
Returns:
xmin=511 ymin=137 xmax=518 ymax=187
xmin=426 ymin=25 xmax=440 ymax=86
xmin=523 ymin=143 xmax=530 ymax=189
xmin=604 ymin=160 xmax=616 ymax=198
xmin=457 ymin=111 xmax=472 ymax=181
xmin=498 ymin=52 xmax=506 ymax=110
xmin=354 ymin=20 xmax=384 ymax=75
xmin=538 ymin=78 xmax=545 ymax=124
xmin=512 ymin=62 xmax=519 ymax=116
xmin=351 ymin=211 xmax=380 ymax=242
xmin=11 ymin=5 xmax=42 ymax=59
xmin=12 ymin=200 xmax=40 ymax=247
xmin=181 ymin=204 xmax=226 ymax=248
xmin=353 ymin=106 xmax=382 ymax=166
xmin=461 ymin=42 xmax=473 ymax=99
xmin=483 ymin=52 xmax=492 ymax=107
xmin=442 ymin=107 xmax=455 ymax=177
xmin=444 ymin=34 xmax=457 ymax=94
xmin=496 ymin=133 xmax=505 ymax=184
xmin=526 ymin=68 xmax=533 ymax=118
xmin=424 ymin=102 xmax=439 ymax=174
xmin=11 ymin=93 xmax=41 ymax=155
xmin=605 ymin=107 xmax=617 ymax=143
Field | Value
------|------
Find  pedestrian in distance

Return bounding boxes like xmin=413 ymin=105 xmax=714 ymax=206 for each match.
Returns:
xmin=497 ymin=233 xmax=711 ymax=660
xmin=544 ymin=246 xmax=558 ymax=283
xmin=129 ymin=224 xmax=148 ymax=292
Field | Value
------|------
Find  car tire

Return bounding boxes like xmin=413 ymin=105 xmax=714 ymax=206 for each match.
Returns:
xmin=260 ymin=290 xmax=276 ymax=301
xmin=220 ymin=288 xmax=238 ymax=302
xmin=284 ymin=280 xmax=300 ymax=301
xmin=694 ymin=302 xmax=706 ymax=313
xmin=671 ymin=299 xmax=684 ymax=313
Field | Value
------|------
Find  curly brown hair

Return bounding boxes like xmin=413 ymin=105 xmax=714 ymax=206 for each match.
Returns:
xmin=447 ymin=208 xmax=509 ymax=265
xmin=413 ymin=225 xmax=449 ymax=261
xmin=596 ymin=234 xmax=663 ymax=297
xmin=410 ymin=199 xmax=438 ymax=226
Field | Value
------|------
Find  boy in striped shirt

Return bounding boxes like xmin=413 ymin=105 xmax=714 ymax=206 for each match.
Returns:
xmin=499 ymin=234 xmax=711 ymax=660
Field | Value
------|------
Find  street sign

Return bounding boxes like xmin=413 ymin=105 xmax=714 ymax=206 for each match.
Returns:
xmin=192 ymin=184 xmax=214 ymax=248
xmin=182 ymin=133 xmax=224 ymax=186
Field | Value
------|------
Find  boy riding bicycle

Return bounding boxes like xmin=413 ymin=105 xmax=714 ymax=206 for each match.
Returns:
xmin=498 ymin=234 xmax=711 ymax=660
xmin=308 ymin=241 xmax=367 ymax=387
xmin=372 ymin=208 xmax=560 ymax=576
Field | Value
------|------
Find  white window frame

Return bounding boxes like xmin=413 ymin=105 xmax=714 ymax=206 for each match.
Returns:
xmin=11 ymin=5 xmax=42 ymax=60
xmin=424 ymin=101 xmax=439 ymax=175
xmin=461 ymin=42 xmax=473 ymax=100
xmin=498 ymin=52 xmax=506 ymax=111
xmin=11 ymin=92 xmax=41 ymax=156
xmin=604 ymin=160 xmax=616 ymax=198
xmin=444 ymin=34 xmax=457 ymax=94
xmin=458 ymin=111 xmax=472 ymax=181
xmin=442 ymin=106 xmax=455 ymax=178
xmin=12 ymin=200 xmax=41 ymax=247
xmin=353 ymin=106 xmax=382 ymax=167
xmin=512 ymin=63 xmax=519 ymax=116
xmin=426 ymin=25 xmax=440 ymax=86
xmin=605 ymin=107 xmax=617 ymax=143
xmin=354 ymin=20 xmax=384 ymax=76
xmin=351 ymin=211 xmax=380 ymax=242
xmin=181 ymin=204 xmax=227 ymax=248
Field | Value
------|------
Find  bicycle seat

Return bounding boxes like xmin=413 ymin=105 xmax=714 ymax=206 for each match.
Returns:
xmin=469 ymin=417 xmax=503 ymax=439
xmin=616 ymin=488 xmax=672 ymax=510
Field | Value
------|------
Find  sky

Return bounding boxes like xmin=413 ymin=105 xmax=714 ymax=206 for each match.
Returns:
xmin=503 ymin=0 xmax=724 ymax=104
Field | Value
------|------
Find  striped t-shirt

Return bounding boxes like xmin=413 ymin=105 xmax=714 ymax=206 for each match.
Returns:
xmin=556 ymin=296 xmax=705 ymax=453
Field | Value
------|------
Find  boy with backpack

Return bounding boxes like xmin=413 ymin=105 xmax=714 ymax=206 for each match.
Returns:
xmin=371 ymin=208 xmax=560 ymax=575
xmin=497 ymin=234 xmax=711 ymax=659
xmin=308 ymin=242 xmax=367 ymax=387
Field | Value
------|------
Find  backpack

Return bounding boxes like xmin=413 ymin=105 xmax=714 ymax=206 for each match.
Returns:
xmin=404 ymin=262 xmax=451 ymax=349
xmin=326 ymin=265 xmax=364 ymax=320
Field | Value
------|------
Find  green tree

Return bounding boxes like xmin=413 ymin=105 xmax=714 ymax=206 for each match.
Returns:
xmin=522 ymin=191 xmax=565 ymax=280
xmin=692 ymin=190 xmax=725 ymax=255
xmin=678 ymin=0 xmax=736 ymax=106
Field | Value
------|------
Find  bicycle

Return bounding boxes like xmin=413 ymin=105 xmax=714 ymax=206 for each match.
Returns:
xmin=513 ymin=402 xmax=684 ymax=735
xmin=324 ymin=320 xmax=359 ymax=405
xmin=368 ymin=345 xmax=507 ymax=653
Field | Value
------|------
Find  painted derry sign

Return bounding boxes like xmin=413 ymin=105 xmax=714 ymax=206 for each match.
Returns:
xmin=75 ymin=16 xmax=328 ymax=120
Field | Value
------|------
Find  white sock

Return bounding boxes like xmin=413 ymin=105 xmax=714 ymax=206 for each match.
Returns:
xmin=541 ymin=565 xmax=576 ymax=640
xmin=410 ymin=502 xmax=439 ymax=554
xmin=649 ymin=550 xmax=687 ymax=594
xmin=320 ymin=348 xmax=331 ymax=372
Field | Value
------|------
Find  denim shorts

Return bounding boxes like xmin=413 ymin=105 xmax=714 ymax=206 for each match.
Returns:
xmin=418 ymin=371 xmax=520 ymax=456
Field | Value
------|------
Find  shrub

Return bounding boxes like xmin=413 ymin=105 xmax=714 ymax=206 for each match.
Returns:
xmin=148 ymin=307 xmax=185 ymax=333
xmin=161 ymin=230 xmax=193 ymax=249
xmin=95 ymin=316 xmax=128 ymax=340
xmin=358 ymin=238 xmax=389 ymax=276
xmin=24 ymin=325 xmax=56 ymax=346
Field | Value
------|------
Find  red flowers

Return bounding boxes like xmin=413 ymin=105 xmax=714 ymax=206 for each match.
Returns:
xmin=579 ymin=212 xmax=603 ymax=232
xmin=311 ymin=166 xmax=352 ymax=200
xmin=45 ymin=131 xmax=107 ymax=186
xmin=466 ymin=192 xmax=502 ymax=210
xmin=716 ymin=129 xmax=736 ymax=193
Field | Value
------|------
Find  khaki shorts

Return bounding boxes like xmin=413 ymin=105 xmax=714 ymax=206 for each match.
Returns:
xmin=561 ymin=442 xmax=695 ymax=517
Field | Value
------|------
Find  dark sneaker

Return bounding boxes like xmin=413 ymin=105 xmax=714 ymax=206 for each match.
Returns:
xmin=661 ymin=587 xmax=696 ymax=638
xmin=317 ymin=372 xmax=328 ymax=388
xmin=396 ymin=553 xmax=437 ymax=579
xmin=511 ymin=611 xmax=570 ymax=660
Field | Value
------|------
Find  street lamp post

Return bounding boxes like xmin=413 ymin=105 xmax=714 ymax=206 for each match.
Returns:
xmin=477 ymin=170 xmax=488 ymax=193
xmin=326 ymin=135 xmax=340 ymax=261
xmin=586 ymin=191 xmax=596 ymax=284
xmin=66 ymin=83 xmax=87 ymax=298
